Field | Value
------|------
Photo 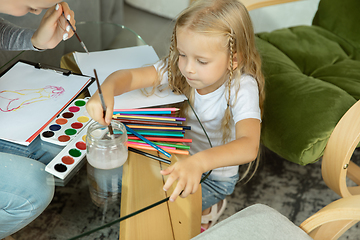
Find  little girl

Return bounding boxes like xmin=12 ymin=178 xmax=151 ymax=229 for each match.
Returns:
xmin=86 ymin=0 xmax=264 ymax=231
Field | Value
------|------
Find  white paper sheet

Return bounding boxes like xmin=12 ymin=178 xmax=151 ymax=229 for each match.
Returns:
xmin=0 ymin=62 xmax=92 ymax=145
xmin=73 ymin=45 xmax=187 ymax=109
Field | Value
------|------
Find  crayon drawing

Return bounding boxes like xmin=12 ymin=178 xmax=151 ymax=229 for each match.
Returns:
xmin=0 ymin=85 xmax=65 ymax=112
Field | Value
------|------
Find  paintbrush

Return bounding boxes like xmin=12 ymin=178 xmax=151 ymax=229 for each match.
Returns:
xmin=93 ymin=69 xmax=114 ymax=138
xmin=62 ymin=12 xmax=89 ymax=54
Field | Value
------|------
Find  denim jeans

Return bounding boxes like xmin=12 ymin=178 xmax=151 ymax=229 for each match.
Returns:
xmin=0 ymin=153 xmax=54 ymax=238
xmin=201 ymin=172 xmax=239 ymax=211
xmin=0 ymin=136 xmax=62 ymax=165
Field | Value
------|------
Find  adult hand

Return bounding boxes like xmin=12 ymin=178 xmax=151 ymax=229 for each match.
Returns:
xmin=31 ymin=2 xmax=75 ymax=50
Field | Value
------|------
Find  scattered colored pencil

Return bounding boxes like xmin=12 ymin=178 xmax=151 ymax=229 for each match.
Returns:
xmin=114 ymin=108 xmax=179 ymax=112
xmin=125 ymin=125 xmax=171 ymax=158
xmin=127 ymin=144 xmax=189 ymax=155
xmin=127 ymin=130 xmax=184 ymax=137
xmin=124 ymin=124 xmax=187 ymax=131
xmin=128 ymin=136 xmax=192 ymax=143
xmin=113 ymin=107 xmax=190 ymax=156
xmin=128 ymin=141 xmax=176 ymax=150
xmin=115 ymin=113 xmax=186 ymax=121
xmin=113 ymin=114 xmax=177 ymax=121
xmin=115 ymin=119 xmax=178 ymax=126
xmin=128 ymin=147 xmax=171 ymax=164
xmin=113 ymin=111 xmax=172 ymax=115
xmin=129 ymin=139 xmax=190 ymax=149
xmin=114 ymin=117 xmax=182 ymax=125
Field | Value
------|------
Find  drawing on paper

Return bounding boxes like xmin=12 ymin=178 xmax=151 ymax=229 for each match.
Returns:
xmin=0 ymin=85 xmax=65 ymax=112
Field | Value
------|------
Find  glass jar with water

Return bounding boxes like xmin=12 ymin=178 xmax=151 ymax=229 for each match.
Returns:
xmin=86 ymin=120 xmax=128 ymax=206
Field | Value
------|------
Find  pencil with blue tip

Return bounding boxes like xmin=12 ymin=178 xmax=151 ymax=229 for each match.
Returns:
xmin=124 ymin=125 xmax=172 ymax=158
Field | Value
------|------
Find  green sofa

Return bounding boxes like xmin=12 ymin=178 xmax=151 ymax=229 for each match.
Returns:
xmin=257 ymin=0 xmax=360 ymax=165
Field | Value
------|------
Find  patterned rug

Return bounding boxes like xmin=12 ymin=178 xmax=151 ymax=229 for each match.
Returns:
xmin=13 ymin=147 xmax=360 ymax=239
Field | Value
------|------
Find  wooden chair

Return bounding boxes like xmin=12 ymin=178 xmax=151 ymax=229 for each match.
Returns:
xmin=300 ymin=195 xmax=360 ymax=239
xmin=321 ymin=100 xmax=360 ymax=198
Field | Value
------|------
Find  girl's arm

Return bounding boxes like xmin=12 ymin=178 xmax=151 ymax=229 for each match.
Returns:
xmin=86 ymin=65 xmax=158 ymax=125
xmin=161 ymin=118 xmax=261 ymax=202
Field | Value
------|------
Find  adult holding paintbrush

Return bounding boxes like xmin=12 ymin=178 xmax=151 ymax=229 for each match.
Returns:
xmin=0 ymin=1 xmax=77 ymax=239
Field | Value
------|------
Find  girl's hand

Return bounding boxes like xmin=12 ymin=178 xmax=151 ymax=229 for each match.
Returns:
xmin=31 ymin=2 xmax=75 ymax=50
xmin=161 ymin=156 xmax=204 ymax=202
xmin=86 ymin=93 xmax=114 ymax=126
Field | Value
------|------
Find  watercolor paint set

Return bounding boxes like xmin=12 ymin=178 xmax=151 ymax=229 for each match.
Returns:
xmin=45 ymin=119 xmax=94 ymax=180
xmin=41 ymin=98 xmax=91 ymax=146
xmin=41 ymin=97 xmax=94 ymax=181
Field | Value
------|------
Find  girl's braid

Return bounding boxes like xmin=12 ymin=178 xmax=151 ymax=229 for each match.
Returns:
xmin=168 ymin=28 xmax=176 ymax=83
xmin=221 ymin=30 xmax=235 ymax=144
xmin=228 ymin=30 xmax=235 ymax=107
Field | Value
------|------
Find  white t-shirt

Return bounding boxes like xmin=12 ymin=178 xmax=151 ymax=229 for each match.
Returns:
xmin=154 ymin=61 xmax=261 ymax=177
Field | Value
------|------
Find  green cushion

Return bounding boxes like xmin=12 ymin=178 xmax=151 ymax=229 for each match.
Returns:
xmin=257 ymin=24 xmax=360 ymax=165
xmin=313 ymin=0 xmax=360 ymax=52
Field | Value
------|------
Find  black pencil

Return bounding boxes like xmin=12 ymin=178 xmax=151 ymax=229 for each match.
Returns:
xmin=128 ymin=147 xmax=171 ymax=164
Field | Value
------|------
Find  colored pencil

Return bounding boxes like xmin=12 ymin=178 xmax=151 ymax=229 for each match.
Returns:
xmin=116 ymin=113 xmax=186 ymax=121
xmin=128 ymin=147 xmax=171 ymax=164
xmin=128 ymin=136 xmax=192 ymax=143
xmin=114 ymin=119 xmax=178 ymax=126
xmin=128 ymin=141 xmax=176 ymax=150
xmin=113 ymin=111 xmax=172 ymax=115
xmin=127 ymin=128 xmax=185 ymax=133
xmin=127 ymin=131 xmax=184 ymax=137
xmin=114 ymin=108 xmax=179 ymax=112
xmin=113 ymin=114 xmax=177 ymax=121
xmin=125 ymin=125 xmax=171 ymax=158
xmin=125 ymin=124 xmax=184 ymax=131
xmin=113 ymin=117 xmax=182 ymax=125
xmin=124 ymin=123 xmax=191 ymax=130
xmin=114 ymin=130 xmax=184 ymax=137
xmin=127 ymin=144 xmax=189 ymax=155
xmin=129 ymin=139 xmax=190 ymax=149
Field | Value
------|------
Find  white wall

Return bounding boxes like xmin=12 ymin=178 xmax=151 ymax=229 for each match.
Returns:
xmin=125 ymin=0 xmax=190 ymax=19
xmin=125 ymin=0 xmax=320 ymax=32
xmin=249 ymin=0 xmax=321 ymax=33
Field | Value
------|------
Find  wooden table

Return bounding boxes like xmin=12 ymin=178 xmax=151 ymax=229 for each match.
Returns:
xmin=120 ymin=151 xmax=201 ymax=239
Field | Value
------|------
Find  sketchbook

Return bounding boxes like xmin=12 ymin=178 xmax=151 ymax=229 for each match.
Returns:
xmin=73 ymin=45 xmax=187 ymax=109
xmin=0 ymin=61 xmax=93 ymax=146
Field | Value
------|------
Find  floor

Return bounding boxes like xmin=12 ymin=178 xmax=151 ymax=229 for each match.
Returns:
xmin=11 ymin=3 xmax=360 ymax=240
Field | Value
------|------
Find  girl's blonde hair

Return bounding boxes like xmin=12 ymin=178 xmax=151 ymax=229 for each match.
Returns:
xmin=159 ymin=0 xmax=265 ymax=181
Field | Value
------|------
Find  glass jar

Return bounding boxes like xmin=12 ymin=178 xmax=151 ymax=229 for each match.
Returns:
xmin=86 ymin=120 xmax=128 ymax=206
xmin=86 ymin=120 xmax=128 ymax=169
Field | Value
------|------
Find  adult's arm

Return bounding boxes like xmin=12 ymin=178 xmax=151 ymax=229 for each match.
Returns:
xmin=0 ymin=18 xmax=37 ymax=51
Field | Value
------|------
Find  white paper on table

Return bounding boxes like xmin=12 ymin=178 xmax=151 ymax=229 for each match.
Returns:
xmin=0 ymin=62 xmax=92 ymax=145
xmin=73 ymin=45 xmax=187 ymax=109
